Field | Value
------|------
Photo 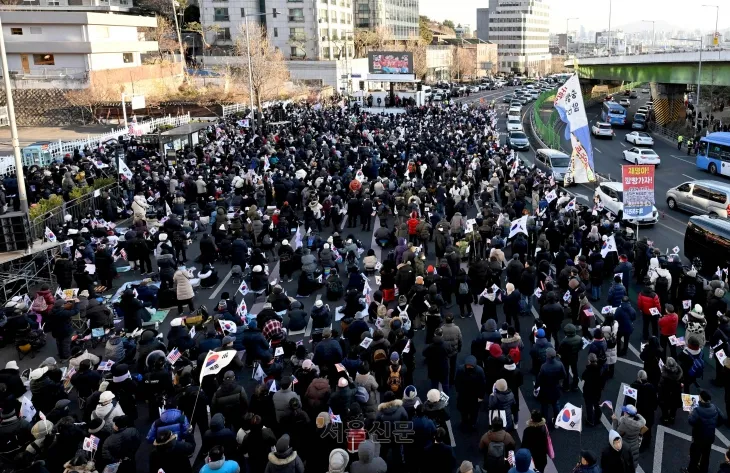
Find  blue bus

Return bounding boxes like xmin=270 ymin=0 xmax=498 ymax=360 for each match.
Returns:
xmin=696 ymin=132 xmax=730 ymax=177
xmin=601 ymin=101 xmax=627 ymax=126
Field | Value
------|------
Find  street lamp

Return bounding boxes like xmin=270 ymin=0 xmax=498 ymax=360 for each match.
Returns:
xmin=642 ymin=20 xmax=655 ymax=52
xmin=703 ymin=4 xmax=721 ymax=60
xmin=607 ymin=0 xmax=612 ymax=57
xmin=0 ymin=17 xmax=27 ymax=214
xmin=239 ymin=8 xmax=280 ymax=131
xmin=566 ymin=17 xmax=578 ymax=55
xmin=672 ymin=37 xmax=704 ymax=131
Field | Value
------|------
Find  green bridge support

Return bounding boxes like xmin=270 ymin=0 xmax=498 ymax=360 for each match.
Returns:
xmin=650 ymin=82 xmax=686 ymax=126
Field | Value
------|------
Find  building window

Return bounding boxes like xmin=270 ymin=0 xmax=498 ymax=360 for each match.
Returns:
xmin=216 ymin=28 xmax=231 ymax=41
xmin=273 ymin=27 xmax=278 ymax=37
xmin=288 ymin=8 xmax=304 ymax=22
xmin=29 ymin=27 xmax=42 ymax=34
xmin=10 ymin=28 xmax=22 ymax=35
xmin=122 ymin=53 xmax=134 ymax=63
xmin=33 ymin=54 xmax=54 ymax=65
xmin=290 ymin=27 xmax=305 ymax=40
xmin=47 ymin=0 xmax=60 ymax=4
xmin=291 ymin=46 xmax=305 ymax=58
xmin=214 ymin=8 xmax=229 ymax=21
xmin=322 ymin=46 xmax=330 ymax=57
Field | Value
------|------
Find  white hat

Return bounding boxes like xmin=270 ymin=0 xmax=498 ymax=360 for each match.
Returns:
xmin=170 ymin=317 xmax=183 ymax=327
xmin=323 ymin=243 xmax=330 ymax=249
xmin=253 ymin=265 xmax=263 ymax=273
xmin=427 ymin=389 xmax=441 ymax=403
xmin=315 ymin=300 xmax=323 ymax=308
xmin=29 ymin=367 xmax=48 ymax=381
xmin=219 ymin=224 xmax=226 ymax=230
xmin=5 ymin=361 xmax=18 ymax=370
xmin=159 ymin=233 xmax=168 ymax=242
xmin=282 ymin=239 xmax=289 ymax=246
xmin=99 ymin=391 xmax=115 ymax=403
xmin=64 ymin=214 xmax=72 ymax=222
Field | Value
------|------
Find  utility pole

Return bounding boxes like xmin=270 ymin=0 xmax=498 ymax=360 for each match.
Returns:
xmin=0 ymin=17 xmax=28 ymax=213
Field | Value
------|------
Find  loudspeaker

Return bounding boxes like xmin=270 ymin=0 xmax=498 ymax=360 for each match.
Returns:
xmin=0 ymin=211 xmax=30 ymax=252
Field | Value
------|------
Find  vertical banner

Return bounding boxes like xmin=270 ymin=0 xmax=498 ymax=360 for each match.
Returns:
xmin=554 ymin=74 xmax=596 ymax=183
xmin=621 ymin=165 xmax=655 ymax=220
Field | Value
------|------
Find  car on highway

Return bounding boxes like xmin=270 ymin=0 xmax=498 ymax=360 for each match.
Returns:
xmin=623 ymin=147 xmax=661 ymax=165
xmin=632 ymin=113 xmax=648 ymax=130
xmin=625 ymin=131 xmax=654 ymax=146
xmin=637 ymin=106 xmax=649 ymax=115
xmin=646 ymin=101 xmax=654 ymax=111
xmin=508 ymin=106 xmax=522 ymax=117
xmin=507 ymin=118 xmax=523 ymax=132
xmin=595 ymin=182 xmax=659 ymax=225
xmin=510 ymin=101 xmax=523 ymax=110
xmin=432 ymin=93 xmax=444 ymax=102
xmin=506 ymin=131 xmax=530 ymax=150
xmin=619 ymin=98 xmax=631 ymax=106
xmin=530 ymin=90 xmax=540 ymax=100
xmin=469 ymin=85 xmax=480 ymax=93
xmin=630 ymin=90 xmax=638 ymax=98
xmin=642 ymin=88 xmax=650 ymax=93
xmin=666 ymin=180 xmax=730 ymax=217
xmin=503 ymin=94 xmax=514 ymax=103
xmin=591 ymin=122 xmax=615 ymax=138
xmin=479 ymin=84 xmax=491 ymax=90
xmin=518 ymin=95 xmax=530 ymax=105
xmin=534 ymin=148 xmax=573 ymax=185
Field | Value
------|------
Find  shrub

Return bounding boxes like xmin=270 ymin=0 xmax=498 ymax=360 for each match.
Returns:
xmin=29 ymin=194 xmax=64 ymax=221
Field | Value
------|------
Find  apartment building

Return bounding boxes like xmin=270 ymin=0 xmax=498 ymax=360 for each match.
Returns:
xmin=488 ymin=0 xmax=551 ymax=76
xmin=354 ymin=0 xmax=418 ymax=41
xmin=199 ymin=0 xmax=354 ymax=60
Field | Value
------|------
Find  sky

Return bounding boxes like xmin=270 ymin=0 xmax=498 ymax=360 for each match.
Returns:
xmin=419 ymin=0 xmax=730 ymax=34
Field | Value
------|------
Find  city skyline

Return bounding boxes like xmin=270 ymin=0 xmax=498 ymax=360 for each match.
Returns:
xmin=420 ymin=0 xmax=730 ymax=35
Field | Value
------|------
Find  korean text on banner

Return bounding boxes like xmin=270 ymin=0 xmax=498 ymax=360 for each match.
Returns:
xmin=554 ymin=74 xmax=596 ymax=183
xmin=621 ymin=165 xmax=655 ymax=220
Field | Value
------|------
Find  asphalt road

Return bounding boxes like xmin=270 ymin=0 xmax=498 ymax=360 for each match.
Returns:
xmin=6 ymin=91 xmax=730 ymax=473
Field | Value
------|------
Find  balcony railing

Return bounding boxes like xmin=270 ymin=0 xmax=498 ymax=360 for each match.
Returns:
xmin=214 ymin=14 xmax=229 ymax=21
xmin=288 ymin=15 xmax=305 ymax=22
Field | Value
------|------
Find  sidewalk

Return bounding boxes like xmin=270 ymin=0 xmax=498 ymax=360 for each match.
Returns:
xmin=0 ymin=125 xmax=117 ymax=154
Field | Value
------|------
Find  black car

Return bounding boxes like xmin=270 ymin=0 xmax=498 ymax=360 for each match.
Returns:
xmin=685 ymin=215 xmax=730 ymax=274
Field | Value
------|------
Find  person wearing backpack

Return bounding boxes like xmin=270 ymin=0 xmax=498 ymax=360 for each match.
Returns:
xmin=680 ymin=269 xmax=701 ymax=309
xmin=386 ymin=352 xmax=406 ymax=398
xmin=678 ymin=336 xmax=705 ymax=394
xmin=455 ymin=269 xmax=473 ymax=318
xmin=683 ymin=305 xmax=708 ymax=347
xmin=478 ymin=417 xmax=515 ymax=473
xmin=649 ymin=257 xmax=672 ymax=312
xmin=602 ymin=315 xmax=619 ymax=379
xmin=31 ymin=284 xmax=55 ymax=318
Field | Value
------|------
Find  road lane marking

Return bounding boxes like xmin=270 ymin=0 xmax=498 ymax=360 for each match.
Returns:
xmin=303 ymin=294 xmax=324 ymax=337
xmin=670 ymin=155 xmax=697 ymax=165
xmin=617 ymin=357 xmax=643 ymax=367
xmin=594 ymin=147 xmax=603 ymax=153
xmin=209 ymin=269 xmax=233 ymax=299
xmin=682 ymin=174 xmax=696 ymax=180
xmin=654 ymin=425 xmax=727 ymax=473
xmin=620 ymin=142 xmax=626 ymax=148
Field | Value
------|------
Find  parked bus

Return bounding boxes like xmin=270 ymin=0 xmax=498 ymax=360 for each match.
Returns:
xmin=696 ymin=132 xmax=730 ymax=177
xmin=601 ymin=101 xmax=627 ymax=126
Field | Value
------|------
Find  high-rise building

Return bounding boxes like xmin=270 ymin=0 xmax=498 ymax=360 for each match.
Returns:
xmin=353 ymin=0 xmax=419 ymax=40
xmin=199 ymin=0 xmax=355 ymax=60
xmin=476 ymin=8 xmax=489 ymax=41
xmin=488 ymin=0 xmax=551 ymax=76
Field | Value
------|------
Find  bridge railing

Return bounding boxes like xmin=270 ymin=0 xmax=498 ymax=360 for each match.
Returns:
xmin=648 ymin=122 xmax=680 ymax=143
xmin=532 ymin=91 xmax=562 ymax=150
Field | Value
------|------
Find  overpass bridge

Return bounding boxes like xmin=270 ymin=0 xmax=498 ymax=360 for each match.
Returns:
xmin=564 ymin=50 xmax=730 ymax=125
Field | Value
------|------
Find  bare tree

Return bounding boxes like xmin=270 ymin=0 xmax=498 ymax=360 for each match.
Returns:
xmin=451 ymin=47 xmax=475 ymax=81
xmin=234 ymin=23 xmax=289 ymax=110
xmin=353 ymin=26 xmax=391 ymax=57
xmin=65 ymin=76 xmax=120 ymax=124
xmin=138 ymin=16 xmax=180 ymax=62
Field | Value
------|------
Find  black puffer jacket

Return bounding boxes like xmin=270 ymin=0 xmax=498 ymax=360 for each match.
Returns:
xmin=211 ymin=379 xmax=249 ymax=423
xmin=100 ymin=427 xmax=141 ymax=473
xmin=558 ymin=323 xmax=583 ymax=363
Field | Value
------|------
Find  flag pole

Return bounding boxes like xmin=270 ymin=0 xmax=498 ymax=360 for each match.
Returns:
xmin=191 ymin=350 xmax=214 ymax=423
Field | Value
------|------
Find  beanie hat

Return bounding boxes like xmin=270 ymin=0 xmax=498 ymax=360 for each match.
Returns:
xmin=495 ymin=379 xmax=508 ymax=392
xmin=275 ymin=434 xmax=291 ymax=453
xmin=390 ymin=351 xmax=400 ymax=363
xmin=338 ymin=377 xmax=349 ymax=388
xmin=315 ymin=299 xmax=324 ymax=308
xmin=515 ymin=449 xmax=533 ymax=473
xmin=427 ymin=389 xmax=440 ymax=403
xmin=404 ymin=385 xmax=417 ymax=399
xmin=329 ymin=449 xmax=349 ymax=473
xmin=99 ymin=391 xmax=115 ymax=403
xmin=31 ymin=420 xmax=54 ymax=439
xmin=546 ymin=347 xmax=556 ymax=359
xmin=536 ymin=328 xmax=545 ymax=338
xmin=489 ymin=343 xmax=503 ymax=357
xmin=302 ymin=359 xmax=313 ymax=370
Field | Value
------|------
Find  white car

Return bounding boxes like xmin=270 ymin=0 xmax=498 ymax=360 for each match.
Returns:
xmin=595 ymin=182 xmax=659 ymax=225
xmin=623 ymin=147 xmax=661 ymax=165
xmin=507 ymin=106 xmax=522 ymax=117
xmin=642 ymin=88 xmax=650 ymax=93
xmin=591 ymin=122 xmax=614 ymax=138
xmin=625 ymin=131 xmax=654 ymax=146
xmin=469 ymin=86 xmax=480 ymax=93
xmin=619 ymin=98 xmax=631 ymax=106
xmin=637 ymin=106 xmax=649 ymax=115
xmin=645 ymin=101 xmax=654 ymax=110
xmin=432 ymin=93 xmax=443 ymax=101
xmin=507 ymin=118 xmax=523 ymax=132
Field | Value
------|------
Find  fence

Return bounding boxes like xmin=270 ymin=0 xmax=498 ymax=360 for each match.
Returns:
xmin=30 ymin=181 xmax=123 ymax=242
xmin=222 ymin=100 xmax=293 ymax=118
xmin=532 ymin=91 xmax=562 ymax=150
xmin=0 ymin=113 xmax=192 ymax=177
xmin=649 ymin=122 xmax=681 ymax=142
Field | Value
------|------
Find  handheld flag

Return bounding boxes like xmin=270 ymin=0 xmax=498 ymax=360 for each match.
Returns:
xmin=329 ymin=407 xmax=342 ymax=423
xmin=600 ymin=400 xmax=613 ymax=410
xmin=600 ymin=234 xmax=617 ymax=258
xmin=253 ymin=363 xmax=265 ymax=383
xmin=508 ymin=215 xmax=528 ymax=238
xmin=199 ymin=350 xmax=238 ymax=382
xmin=166 ymin=348 xmax=182 ymax=365
xmin=545 ymin=189 xmax=557 ymax=203
xmin=118 ymin=159 xmax=134 ymax=180
xmin=44 ymin=227 xmax=57 ymax=243
xmin=555 ymin=402 xmax=582 ymax=432
xmin=565 ymin=198 xmax=576 ymax=211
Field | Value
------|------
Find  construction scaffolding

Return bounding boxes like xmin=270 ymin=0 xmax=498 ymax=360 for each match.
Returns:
xmin=0 ymin=242 xmax=60 ymax=304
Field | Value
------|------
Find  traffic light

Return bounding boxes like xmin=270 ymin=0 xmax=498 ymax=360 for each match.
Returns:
xmin=272 ymin=8 xmax=278 ymax=18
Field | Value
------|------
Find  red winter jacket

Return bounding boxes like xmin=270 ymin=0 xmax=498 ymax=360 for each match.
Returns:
xmin=407 ymin=218 xmax=419 ymax=235
xmin=637 ymin=289 xmax=660 ymax=316
xmin=658 ymin=313 xmax=679 ymax=336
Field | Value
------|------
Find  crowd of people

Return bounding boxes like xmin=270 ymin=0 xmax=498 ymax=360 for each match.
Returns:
xmin=2 ymin=97 xmax=730 ymax=473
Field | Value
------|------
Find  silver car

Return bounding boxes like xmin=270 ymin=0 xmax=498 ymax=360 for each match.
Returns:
xmin=666 ymin=180 xmax=730 ymax=217
xmin=534 ymin=148 xmax=573 ymax=185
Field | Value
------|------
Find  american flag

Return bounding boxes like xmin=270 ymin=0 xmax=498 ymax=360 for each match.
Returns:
xmin=119 ymin=249 xmax=128 ymax=260
xmin=166 ymin=348 xmax=182 ymax=364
